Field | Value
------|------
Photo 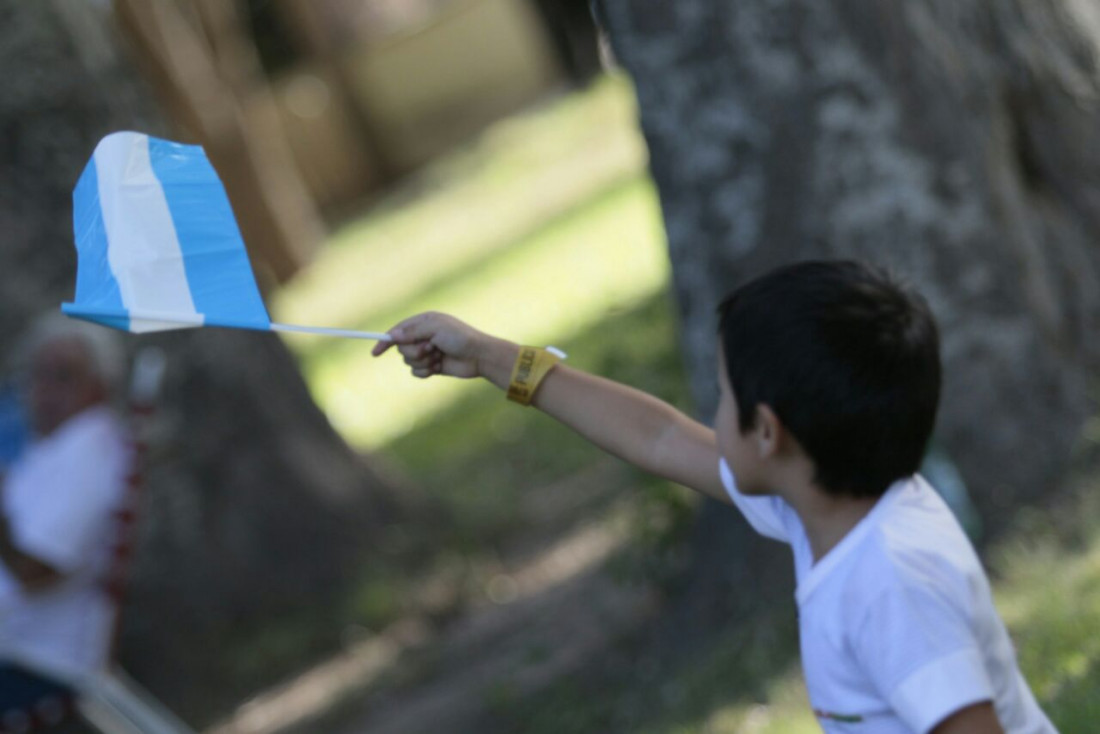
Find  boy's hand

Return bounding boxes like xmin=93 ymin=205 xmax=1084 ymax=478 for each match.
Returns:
xmin=371 ymin=312 xmax=516 ymax=385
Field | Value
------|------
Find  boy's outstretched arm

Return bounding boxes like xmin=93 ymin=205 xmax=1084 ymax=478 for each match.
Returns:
xmin=372 ymin=312 xmax=730 ymax=504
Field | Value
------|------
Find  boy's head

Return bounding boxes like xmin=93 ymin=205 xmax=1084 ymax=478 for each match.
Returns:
xmin=716 ymin=260 xmax=941 ymax=499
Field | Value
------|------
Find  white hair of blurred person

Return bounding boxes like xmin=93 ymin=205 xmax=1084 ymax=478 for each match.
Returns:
xmin=12 ymin=313 xmax=127 ymax=436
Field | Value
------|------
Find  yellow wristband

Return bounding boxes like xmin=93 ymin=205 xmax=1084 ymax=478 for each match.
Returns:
xmin=507 ymin=346 xmax=565 ymax=406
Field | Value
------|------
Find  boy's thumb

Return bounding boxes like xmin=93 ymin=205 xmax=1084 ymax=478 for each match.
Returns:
xmin=390 ymin=312 xmax=439 ymax=343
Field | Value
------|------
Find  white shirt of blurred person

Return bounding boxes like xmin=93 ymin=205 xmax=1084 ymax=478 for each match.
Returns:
xmin=0 ymin=314 xmax=130 ymax=687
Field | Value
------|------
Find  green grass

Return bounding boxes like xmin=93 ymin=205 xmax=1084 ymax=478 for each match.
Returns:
xmin=993 ymin=482 xmax=1100 ymax=731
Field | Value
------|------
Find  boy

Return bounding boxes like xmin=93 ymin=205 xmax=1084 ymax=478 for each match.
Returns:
xmin=372 ymin=260 xmax=1055 ymax=733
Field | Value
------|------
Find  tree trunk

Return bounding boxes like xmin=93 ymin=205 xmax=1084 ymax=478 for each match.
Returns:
xmin=112 ymin=0 xmax=325 ymax=283
xmin=270 ymin=0 xmax=397 ymax=181
xmin=0 ymin=1 xmax=403 ymax=723
xmin=595 ymin=0 xmax=1100 ymax=619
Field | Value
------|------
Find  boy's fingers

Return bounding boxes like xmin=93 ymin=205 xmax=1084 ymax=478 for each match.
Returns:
xmin=372 ymin=313 xmax=465 ymax=368
xmin=372 ymin=316 xmax=424 ymax=355
xmin=396 ymin=340 xmax=432 ymax=361
xmin=370 ymin=315 xmax=424 ymax=352
xmin=399 ymin=339 xmax=442 ymax=373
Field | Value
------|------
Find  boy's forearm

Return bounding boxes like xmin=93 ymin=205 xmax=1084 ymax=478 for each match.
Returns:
xmin=474 ymin=337 xmax=724 ymax=498
xmin=474 ymin=335 xmax=671 ymax=467
xmin=538 ymin=367 xmax=678 ymax=470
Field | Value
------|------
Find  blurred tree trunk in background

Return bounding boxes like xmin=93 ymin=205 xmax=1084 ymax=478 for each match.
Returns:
xmin=530 ymin=0 xmax=604 ymax=85
xmin=596 ymin=0 xmax=1100 ymax=625
xmin=113 ymin=0 xmax=324 ymax=284
xmin=0 ymin=0 xmax=403 ymax=724
xmin=268 ymin=0 xmax=396 ymax=180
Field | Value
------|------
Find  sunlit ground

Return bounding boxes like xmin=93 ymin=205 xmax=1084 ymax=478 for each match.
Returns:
xmin=269 ymin=73 xmax=1100 ymax=733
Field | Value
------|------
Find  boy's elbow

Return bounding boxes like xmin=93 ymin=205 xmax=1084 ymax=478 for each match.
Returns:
xmin=647 ymin=413 xmax=721 ymax=495
xmin=644 ymin=409 xmax=686 ymax=476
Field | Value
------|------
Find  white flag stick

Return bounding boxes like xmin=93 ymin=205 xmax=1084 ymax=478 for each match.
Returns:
xmin=270 ymin=323 xmax=392 ymax=341
xmin=64 ymin=304 xmax=392 ymax=341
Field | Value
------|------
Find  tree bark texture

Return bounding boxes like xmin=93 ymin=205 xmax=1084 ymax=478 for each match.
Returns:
xmin=595 ymin=0 xmax=1100 ymax=620
xmin=0 ymin=1 xmax=399 ymax=723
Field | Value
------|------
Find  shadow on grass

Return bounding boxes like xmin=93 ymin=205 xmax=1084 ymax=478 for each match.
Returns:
xmin=474 ymin=590 xmax=806 ymax=734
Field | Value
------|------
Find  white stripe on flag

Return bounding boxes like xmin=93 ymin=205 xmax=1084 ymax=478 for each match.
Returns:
xmin=94 ymin=133 xmax=203 ymax=330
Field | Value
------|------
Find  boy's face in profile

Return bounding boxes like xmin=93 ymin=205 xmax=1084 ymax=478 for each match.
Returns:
xmin=715 ymin=346 xmax=771 ymax=496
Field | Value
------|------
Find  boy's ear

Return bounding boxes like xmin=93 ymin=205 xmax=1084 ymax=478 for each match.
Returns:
xmin=754 ymin=404 xmax=783 ymax=459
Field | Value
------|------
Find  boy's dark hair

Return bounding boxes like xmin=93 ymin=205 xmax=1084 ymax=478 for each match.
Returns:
xmin=717 ymin=260 xmax=941 ymax=498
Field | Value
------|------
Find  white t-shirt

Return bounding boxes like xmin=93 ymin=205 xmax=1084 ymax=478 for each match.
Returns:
xmin=0 ymin=406 xmax=130 ymax=683
xmin=719 ymin=459 xmax=1056 ymax=734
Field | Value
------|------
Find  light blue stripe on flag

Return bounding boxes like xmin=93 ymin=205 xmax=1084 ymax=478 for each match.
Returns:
xmin=63 ymin=132 xmax=397 ymax=342
xmin=69 ymin=154 xmax=130 ymax=331
xmin=146 ymin=137 xmax=270 ymax=330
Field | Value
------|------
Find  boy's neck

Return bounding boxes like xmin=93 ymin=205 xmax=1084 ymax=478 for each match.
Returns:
xmin=763 ymin=454 xmax=879 ymax=562
xmin=781 ymin=484 xmax=880 ymax=563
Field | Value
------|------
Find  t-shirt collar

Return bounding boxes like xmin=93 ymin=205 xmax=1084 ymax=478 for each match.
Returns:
xmin=795 ymin=477 xmax=912 ymax=606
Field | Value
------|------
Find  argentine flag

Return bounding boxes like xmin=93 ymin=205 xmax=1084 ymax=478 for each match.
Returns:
xmin=63 ymin=131 xmax=387 ymax=341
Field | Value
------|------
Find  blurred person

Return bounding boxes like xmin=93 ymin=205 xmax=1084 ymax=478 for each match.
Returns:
xmin=0 ymin=314 xmax=130 ymax=729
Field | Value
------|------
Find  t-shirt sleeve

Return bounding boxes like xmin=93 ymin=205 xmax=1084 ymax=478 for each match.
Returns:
xmin=718 ymin=458 xmax=794 ymax=543
xmin=12 ymin=425 xmax=128 ymax=573
xmin=852 ymin=581 xmax=994 ymax=734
